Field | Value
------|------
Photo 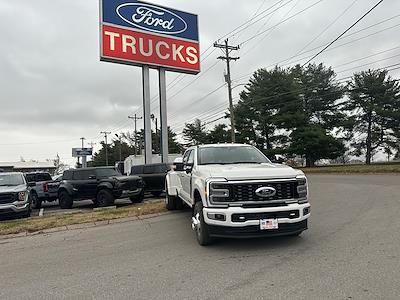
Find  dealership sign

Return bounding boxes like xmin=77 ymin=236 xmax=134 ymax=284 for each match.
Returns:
xmin=72 ymin=148 xmax=93 ymax=157
xmin=100 ymin=0 xmax=200 ymax=74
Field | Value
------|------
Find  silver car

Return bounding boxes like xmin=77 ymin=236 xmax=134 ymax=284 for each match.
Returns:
xmin=0 ymin=172 xmax=32 ymax=218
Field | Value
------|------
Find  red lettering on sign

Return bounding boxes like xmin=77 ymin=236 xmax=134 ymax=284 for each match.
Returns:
xmin=102 ymin=25 xmax=200 ymax=74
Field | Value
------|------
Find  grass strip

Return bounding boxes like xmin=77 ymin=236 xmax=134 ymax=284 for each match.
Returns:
xmin=301 ymin=163 xmax=400 ymax=174
xmin=0 ymin=201 xmax=167 ymax=236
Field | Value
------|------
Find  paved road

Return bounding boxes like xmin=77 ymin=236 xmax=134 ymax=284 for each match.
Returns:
xmin=0 ymin=175 xmax=399 ymax=299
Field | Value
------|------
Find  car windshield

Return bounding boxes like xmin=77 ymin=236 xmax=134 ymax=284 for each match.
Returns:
xmin=198 ymin=146 xmax=271 ymax=165
xmin=0 ymin=174 xmax=25 ymax=186
xmin=95 ymin=168 xmax=121 ymax=178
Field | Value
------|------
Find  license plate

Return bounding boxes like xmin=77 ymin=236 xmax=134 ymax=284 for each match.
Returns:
xmin=260 ymin=219 xmax=279 ymax=230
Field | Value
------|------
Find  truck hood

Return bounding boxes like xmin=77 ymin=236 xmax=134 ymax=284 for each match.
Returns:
xmin=0 ymin=184 xmax=27 ymax=193
xmin=197 ymin=163 xmax=303 ymax=180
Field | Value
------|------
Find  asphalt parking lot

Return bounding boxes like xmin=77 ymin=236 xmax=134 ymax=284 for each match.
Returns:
xmin=0 ymin=174 xmax=399 ymax=299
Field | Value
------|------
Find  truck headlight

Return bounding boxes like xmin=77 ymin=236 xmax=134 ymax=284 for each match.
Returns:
xmin=18 ymin=191 xmax=27 ymax=202
xmin=207 ymin=179 xmax=232 ymax=203
xmin=296 ymin=175 xmax=308 ymax=203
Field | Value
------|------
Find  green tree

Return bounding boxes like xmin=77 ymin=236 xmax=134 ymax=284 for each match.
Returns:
xmin=91 ymin=141 xmax=135 ymax=167
xmin=345 ymin=69 xmax=400 ymax=164
xmin=234 ymin=64 xmax=346 ymax=166
xmin=182 ymin=119 xmax=209 ymax=146
xmin=208 ymin=124 xmax=230 ymax=144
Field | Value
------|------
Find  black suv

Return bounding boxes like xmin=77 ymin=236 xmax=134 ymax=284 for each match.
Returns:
xmin=58 ymin=167 xmax=145 ymax=209
xmin=130 ymin=163 xmax=170 ymax=197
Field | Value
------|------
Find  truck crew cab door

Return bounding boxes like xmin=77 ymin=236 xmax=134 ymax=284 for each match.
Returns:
xmin=179 ymin=149 xmax=194 ymax=203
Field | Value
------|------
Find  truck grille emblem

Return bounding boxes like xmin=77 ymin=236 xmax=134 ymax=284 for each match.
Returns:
xmin=255 ymin=187 xmax=276 ymax=198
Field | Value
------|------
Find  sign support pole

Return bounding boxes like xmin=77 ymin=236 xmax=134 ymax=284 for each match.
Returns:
xmin=159 ymin=68 xmax=169 ymax=163
xmin=142 ymin=66 xmax=152 ymax=164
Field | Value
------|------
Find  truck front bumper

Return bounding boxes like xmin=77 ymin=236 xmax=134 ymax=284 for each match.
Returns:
xmin=0 ymin=202 xmax=31 ymax=216
xmin=203 ymin=203 xmax=310 ymax=238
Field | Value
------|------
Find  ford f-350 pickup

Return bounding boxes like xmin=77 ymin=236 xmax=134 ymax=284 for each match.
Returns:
xmin=165 ymin=144 xmax=310 ymax=246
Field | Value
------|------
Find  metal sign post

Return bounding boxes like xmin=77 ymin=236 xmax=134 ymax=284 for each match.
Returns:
xmin=142 ymin=66 xmax=152 ymax=164
xmin=159 ymin=68 xmax=169 ymax=163
xmin=100 ymin=1 xmax=200 ymax=164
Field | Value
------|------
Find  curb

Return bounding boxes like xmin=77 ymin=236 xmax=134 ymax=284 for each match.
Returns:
xmin=0 ymin=211 xmax=172 ymax=241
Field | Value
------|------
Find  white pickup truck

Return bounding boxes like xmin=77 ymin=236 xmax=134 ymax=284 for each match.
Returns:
xmin=165 ymin=144 xmax=310 ymax=245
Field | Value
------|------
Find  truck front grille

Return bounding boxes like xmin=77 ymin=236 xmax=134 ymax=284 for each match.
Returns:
xmin=0 ymin=193 xmax=16 ymax=205
xmin=233 ymin=182 xmax=295 ymax=202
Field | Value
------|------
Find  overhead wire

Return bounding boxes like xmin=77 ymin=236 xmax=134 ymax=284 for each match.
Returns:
xmin=301 ymin=0 xmax=384 ymax=66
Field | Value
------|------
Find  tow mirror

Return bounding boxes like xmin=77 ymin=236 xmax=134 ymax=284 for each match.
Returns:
xmin=184 ymin=164 xmax=193 ymax=174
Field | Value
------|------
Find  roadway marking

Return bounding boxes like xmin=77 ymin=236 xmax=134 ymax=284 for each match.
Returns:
xmin=39 ymin=208 xmax=44 ymax=217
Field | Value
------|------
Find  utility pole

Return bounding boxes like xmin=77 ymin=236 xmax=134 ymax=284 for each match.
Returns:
xmin=151 ymin=114 xmax=159 ymax=153
xmin=115 ymin=133 xmax=122 ymax=162
xmin=100 ymin=131 xmax=111 ymax=166
xmin=88 ymin=142 xmax=96 ymax=160
xmin=80 ymin=137 xmax=87 ymax=168
xmin=128 ymin=114 xmax=143 ymax=156
xmin=214 ymin=39 xmax=240 ymax=143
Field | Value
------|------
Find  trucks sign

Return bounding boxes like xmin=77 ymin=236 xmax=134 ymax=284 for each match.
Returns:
xmin=100 ymin=0 xmax=200 ymax=74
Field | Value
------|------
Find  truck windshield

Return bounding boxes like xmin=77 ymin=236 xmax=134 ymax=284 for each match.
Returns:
xmin=0 ymin=174 xmax=25 ymax=186
xmin=198 ymin=146 xmax=271 ymax=165
xmin=96 ymin=168 xmax=121 ymax=178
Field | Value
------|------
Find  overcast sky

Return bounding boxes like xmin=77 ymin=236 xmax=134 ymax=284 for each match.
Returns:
xmin=0 ymin=0 xmax=399 ymax=165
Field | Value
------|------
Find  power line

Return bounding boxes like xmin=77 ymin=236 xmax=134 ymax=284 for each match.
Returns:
xmin=239 ymin=0 xmax=326 ymax=46
xmin=290 ymin=0 xmax=359 ymax=61
xmin=301 ymin=0 xmax=384 ymax=66
xmin=233 ymin=21 xmax=400 ymax=83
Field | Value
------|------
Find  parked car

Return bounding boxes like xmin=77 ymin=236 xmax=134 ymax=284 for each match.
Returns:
xmin=165 ymin=144 xmax=310 ymax=246
xmin=130 ymin=163 xmax=171 ymax=197
xmin=57 ymin=167 xmax=145 ymax=209
xmin=0 ymin=172 xmax=32 ymax=218
xmin=25 ymin=172 xmax=59 ymax=209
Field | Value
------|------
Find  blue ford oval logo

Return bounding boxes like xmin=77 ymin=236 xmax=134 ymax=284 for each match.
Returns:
xmin=255 ymin=187 xmax=276 ymax=198
xmin=116 ymin=3 xmax=188 ymax=35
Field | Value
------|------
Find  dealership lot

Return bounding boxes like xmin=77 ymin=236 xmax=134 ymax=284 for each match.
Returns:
xmin=0 ymin=174 xmax=399 ymax=299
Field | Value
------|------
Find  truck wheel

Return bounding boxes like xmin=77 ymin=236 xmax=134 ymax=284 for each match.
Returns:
xmin=130 ymin=190 xmax=145 ymax=203
xmin=31 ymin=192 xmax=42 ymax=209
xmin=193 ymin=201 xmax=212 ymax=246
xmin=59 ymin=191 xmax=73 ymax=209
xmin=97 ymin=189 xmax=115 ymax=207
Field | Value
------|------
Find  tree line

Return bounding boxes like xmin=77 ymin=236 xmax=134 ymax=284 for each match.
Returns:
xmin=182 ymin=64 xmax=400 ymax=167
xmin=90 ymin=63 xmax=399 ymax=168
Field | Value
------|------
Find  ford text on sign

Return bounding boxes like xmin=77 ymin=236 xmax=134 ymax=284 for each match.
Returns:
xmin=100 ymin=0 xmax=200 ymax=74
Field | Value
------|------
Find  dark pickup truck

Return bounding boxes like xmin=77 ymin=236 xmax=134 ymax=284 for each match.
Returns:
xmin=25 ymin=172 xmax=59 ymax=209
xmin=58 ymin=167 xmax=145 ymax=209
xmin=130 ymin=163 xmax=170 ymax=197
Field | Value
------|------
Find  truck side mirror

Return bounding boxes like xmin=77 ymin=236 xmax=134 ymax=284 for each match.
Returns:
xmin=184 ymin=164 xmax=193 ymax=174
xmin=175 ymin=163 xmax=184 ymax=172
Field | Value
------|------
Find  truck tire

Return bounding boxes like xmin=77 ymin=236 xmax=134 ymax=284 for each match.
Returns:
xmin=59 ymin=191 xmax=73 ymax=209
xmin=96 ymin=189 xmax=115 ymax=207
xmin=193 ymin=201 xmax=212 ymax=246
xmin=130 ymin=190 xmax=145 ymax=203
xmin=31 ymin=192 xmax=42 ymax=210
